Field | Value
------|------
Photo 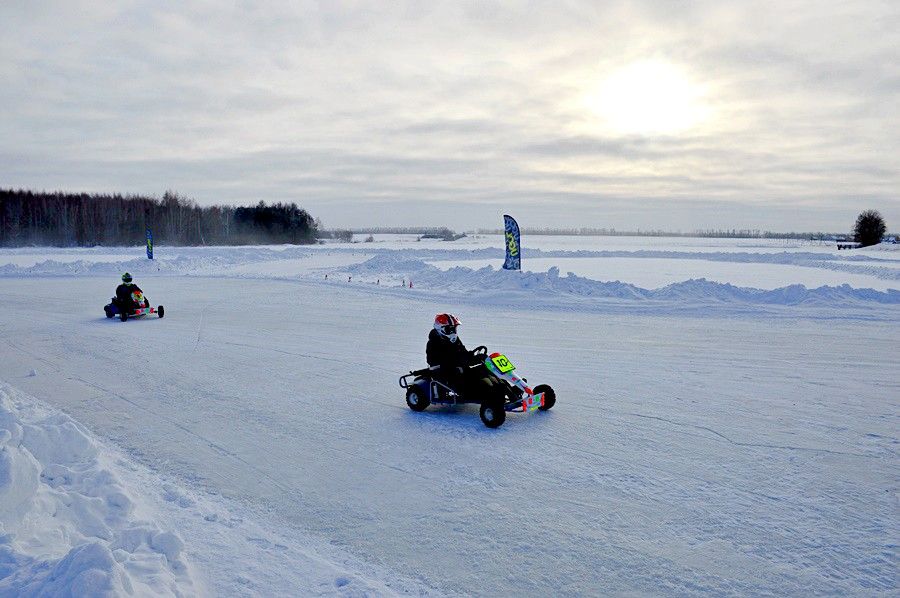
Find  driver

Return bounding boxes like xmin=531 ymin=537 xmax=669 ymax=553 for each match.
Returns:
xmin=114 ymin=272 xmax=144 ymax=314
xmin=427 ymin=314 xmax=496 ymax=396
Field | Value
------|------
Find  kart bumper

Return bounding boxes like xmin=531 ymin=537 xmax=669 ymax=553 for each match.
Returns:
xmin=506 ymin=391 xmax=545 ymax=412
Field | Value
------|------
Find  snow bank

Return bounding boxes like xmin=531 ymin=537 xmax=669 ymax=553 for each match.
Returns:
xmin=0 ymin=379 xmax=439 ymax=597
xmin=0 ymin=383 xmax=196 ymax=597
xmin=0 ymin=245 xmax=321 ymax=278
xmin=379 ymin=247 xmax=900 ymax=283
xmin=351 ymin=256 xmax=900 ymax=306
xmin=3 ymin=244 xmax=898 ymax=279
xmin=1 ymin=244 xmax=896 ymax=309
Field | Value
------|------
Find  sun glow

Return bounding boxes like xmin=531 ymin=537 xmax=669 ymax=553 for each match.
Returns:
xmin=585 ymin=60 xmax=707 ymax=136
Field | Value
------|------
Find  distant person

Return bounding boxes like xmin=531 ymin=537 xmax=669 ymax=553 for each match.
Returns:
xmin=114 ymin=272 xmax=145 ymax=314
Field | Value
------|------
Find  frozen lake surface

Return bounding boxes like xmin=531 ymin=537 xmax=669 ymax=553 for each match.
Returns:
xmin=0 ymin=238 xmax=897 ymax=596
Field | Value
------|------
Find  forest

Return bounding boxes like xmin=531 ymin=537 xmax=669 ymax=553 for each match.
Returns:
xmin=0 ymin=189 xmax=319 ymax=246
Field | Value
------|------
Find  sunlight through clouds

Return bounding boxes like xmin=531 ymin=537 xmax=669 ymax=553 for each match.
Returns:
xmin=0 ymin=1 xmax=897 ymax=231
xmin=584 ymin=60 xmax=711 ymax=136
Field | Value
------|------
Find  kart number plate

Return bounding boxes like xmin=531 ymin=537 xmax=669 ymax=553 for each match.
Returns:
xmin=490 ymin=354 xmax=515 ymax=373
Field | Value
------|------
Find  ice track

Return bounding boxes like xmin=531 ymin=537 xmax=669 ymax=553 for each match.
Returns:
xmin=0 ymin=276 xmax=897 ymax=595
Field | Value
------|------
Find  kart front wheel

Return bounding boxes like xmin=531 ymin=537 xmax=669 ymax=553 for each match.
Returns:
xmin=535 ymin=384 xmax=556 ymax=411
xmin=119 ymin=311 xmax=128 ymax=322
xmin=406 ymin=384 xmax=430 ymax=412
xmin=158 ymin=305 xmax=165 ymax=318
xmin=480 ymin=399 xmax=506 ymax=428
xmin=104 ymin=306 xmax=114 ymax=319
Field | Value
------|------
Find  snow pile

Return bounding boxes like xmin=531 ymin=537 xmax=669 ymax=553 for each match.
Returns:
xmin=2 ymin=243 xmax=899 ymax=283
xmin=0 ymin=383 xmax=196 ymax=597
xmin=0 ymin=245 xmax=309 ymax=277
xmin=352 ymin=256 xmax=900 ymax=306
xmin=858 ymin=241 xmax=900 ymax=252
xmin=0 ymin=254 xmax=228 ymax=278
xmin=1 ymin=244 xmax=897 ymax=308
xmin=406 ymin=246 xmax=900 ymax=282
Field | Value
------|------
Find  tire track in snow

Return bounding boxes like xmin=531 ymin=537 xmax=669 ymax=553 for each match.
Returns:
xmin=67 ymin=373 xmax=302 ymax=499
xmin=538 ymin=437 xmax=839 ymax=520
xmin=194 ymin=305 xmax=206 ymax=350
xmin=212 ymin=338 xmax=397 ymax=374
xmin=621 ymin=411 xmax=873 ymax=458
xmin=2 ymin=335 xmax=308 ymax=502
xmin=8 ymin=308 xmax=436 ymax=488
xmin=73 ymin=371 xmax=436 ymax=485
xmin=6 ymin=335 xmax=435 ymax=488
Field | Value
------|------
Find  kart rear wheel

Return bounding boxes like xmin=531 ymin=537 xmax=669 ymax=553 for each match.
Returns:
xmin=535 ymin=384 xmax=556 ymax=411
xmin=480 ymin=398 xmax=506 ymax=428
xmin=158 ymin=305 xmax=165 ymax=318
xmin=119 ymin=311 xmax=128 ymax=322
xmin=406 ymin=384 xmax=430 ymax=412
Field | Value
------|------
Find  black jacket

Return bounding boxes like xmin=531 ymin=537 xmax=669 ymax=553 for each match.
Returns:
xmin=426 ymin=329 xmax=471 ymax=370
xmin=115 ymin=282 xmax=143 ymax=304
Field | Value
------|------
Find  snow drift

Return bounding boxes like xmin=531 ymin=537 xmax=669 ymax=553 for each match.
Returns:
xmin=0 ymin=383 xmax=197 ymax=597
xmin=350 ymin=256 xmax=900 ymax=306
xmin=2 ymin=242 xmax=898 ymax=284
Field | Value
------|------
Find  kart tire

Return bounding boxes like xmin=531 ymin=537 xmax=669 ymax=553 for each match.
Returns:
xmin=480 ymin=398 xmax=506 ymax=428
xmin=535 ymin=384 xmax=556 ymax=411
xmin=104 ymin=306 xmax=114 ymax=319
xmin=406 ymin=384 xmax=430 ymax=412
xmin=158 ymin=305 xmax=165 ymax=318
xmin=119 ymin=311 xmax=128 ymax=322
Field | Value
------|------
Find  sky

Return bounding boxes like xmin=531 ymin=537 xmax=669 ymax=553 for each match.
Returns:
xmin=1 ymin=0 xmax=898 ymax=232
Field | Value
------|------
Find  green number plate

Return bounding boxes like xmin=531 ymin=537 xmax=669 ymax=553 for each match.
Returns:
xmin=490 ymin=354 xmax=515 ymax=373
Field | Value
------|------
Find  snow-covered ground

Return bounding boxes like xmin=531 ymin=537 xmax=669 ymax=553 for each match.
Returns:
xmin=4 ymin=235 xmax=896 ymax=294
xmin=0 ymin=237 xmax=897 ymax=596
xmin=426 ymin=255 xmax=898 ymax=291
xmin=0 ymin=382 xmax=196 ymax=596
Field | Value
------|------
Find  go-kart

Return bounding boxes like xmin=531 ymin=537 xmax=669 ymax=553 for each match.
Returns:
xmin=399 ymin=346 xmax=555 ymax=428
xmin=104 ymin=290 xmax=164 ymax=322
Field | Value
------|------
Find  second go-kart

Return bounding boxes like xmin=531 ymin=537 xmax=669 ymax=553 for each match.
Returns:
xmin=104 ymin=290 xmax=164 ymax=322
xmin=399 ymin=346 xmax=555 ymax=428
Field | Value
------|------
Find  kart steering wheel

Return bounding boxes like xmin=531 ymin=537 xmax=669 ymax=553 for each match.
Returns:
xmin=470 ymin=345 xmax=488 ymax=359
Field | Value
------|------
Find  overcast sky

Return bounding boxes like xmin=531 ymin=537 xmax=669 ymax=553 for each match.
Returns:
xmin=1 ymin=1 xmax=898 ymax=232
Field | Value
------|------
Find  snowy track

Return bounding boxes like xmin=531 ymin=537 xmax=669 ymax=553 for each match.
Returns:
xmin=1 ymin=275 xmax=897 ymax=595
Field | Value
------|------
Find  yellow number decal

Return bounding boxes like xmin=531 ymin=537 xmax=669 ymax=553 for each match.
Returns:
xmin=491 ymin=354 xmax=515 ymax=373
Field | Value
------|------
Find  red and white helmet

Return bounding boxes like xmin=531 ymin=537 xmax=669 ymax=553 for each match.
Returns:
xmin=434 ymin=313 xmax=461 ymax=342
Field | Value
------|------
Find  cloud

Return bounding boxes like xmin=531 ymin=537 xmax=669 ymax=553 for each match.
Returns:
xmin=0 ymin=0 xmax=897 ymax=231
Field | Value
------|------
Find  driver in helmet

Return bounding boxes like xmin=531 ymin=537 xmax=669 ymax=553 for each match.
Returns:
xmin=114 ymin=272 xmax=144 ymax=314
xmin=427 ymin=313 xmax=470 ymax=371
xmin=427 ymin=314 xmax=495 ymax=396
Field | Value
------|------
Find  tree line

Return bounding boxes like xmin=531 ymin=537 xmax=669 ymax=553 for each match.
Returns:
xmin=0 ymin=189 xmax=319 ymax=246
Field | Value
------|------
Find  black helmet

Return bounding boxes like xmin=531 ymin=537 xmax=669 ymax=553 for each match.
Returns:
xmin=121 ymin=272 xmax=133 ymax=283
